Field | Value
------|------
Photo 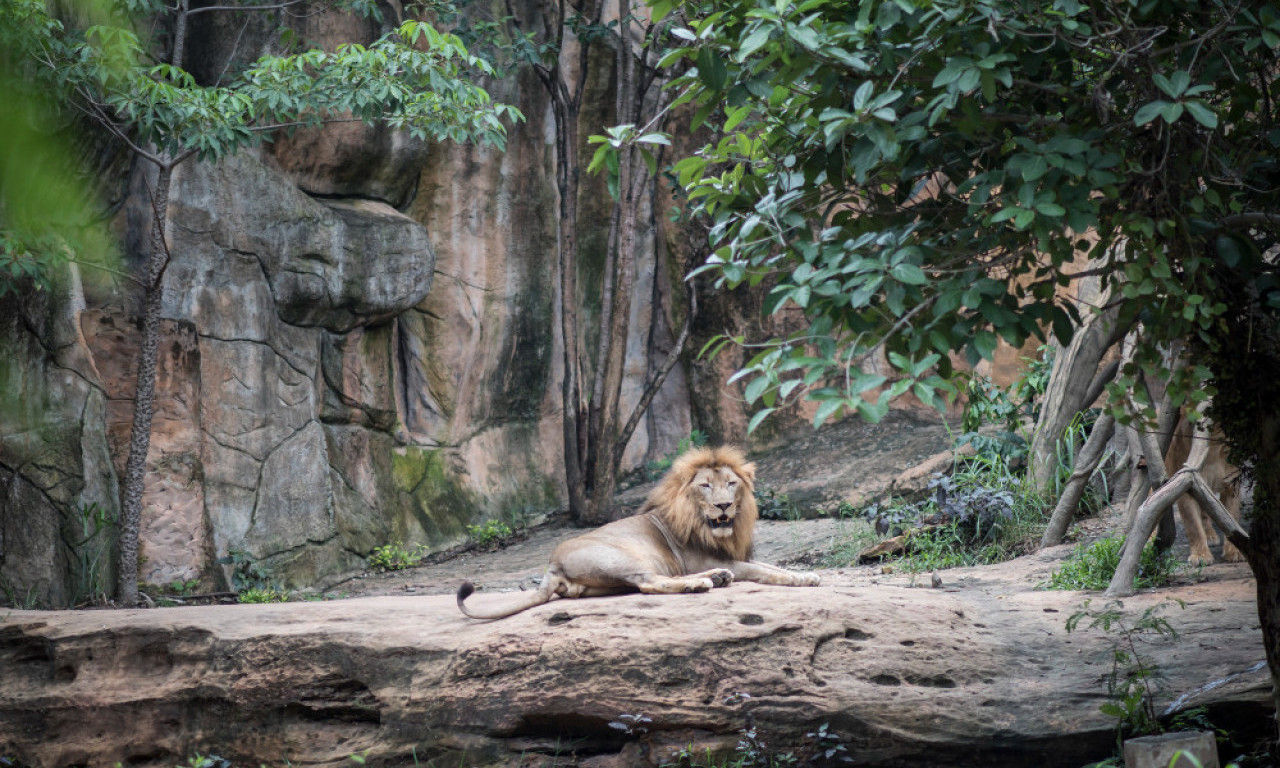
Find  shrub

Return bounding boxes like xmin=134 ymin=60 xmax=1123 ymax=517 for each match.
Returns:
xmin=237 ymin=586 xmax=290 ymax=603
xmin=368 ymin=542 xmax=426 ymax=572
xmin=467 ymin=520 xmax=514 ymax=548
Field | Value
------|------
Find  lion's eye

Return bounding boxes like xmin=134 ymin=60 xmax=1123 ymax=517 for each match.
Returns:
xmin=700 ymin=482 xmax=712 ymax=489
xmin=728 ymin=481 xmax=737 ymax=488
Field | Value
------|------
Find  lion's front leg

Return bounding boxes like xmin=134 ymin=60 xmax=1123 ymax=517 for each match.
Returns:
xmin=731 ymin=561 xmax=821 ymax=586
xmin=636 ymin=571 xmax=728 ymax=593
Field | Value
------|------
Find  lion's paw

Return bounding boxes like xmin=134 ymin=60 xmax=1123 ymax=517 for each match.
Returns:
xmin=1223 ymin=546 xmax=1247 ymax=563
xmin=795 ymin=572 xmax=821 ymax=587
xmin=709 ymin=569 xmax=734 ymax=588
xmin=683 ymin=578 xmax=715 ymax=593
xmin=1187 ymin=551 xmax=1213 ymax=566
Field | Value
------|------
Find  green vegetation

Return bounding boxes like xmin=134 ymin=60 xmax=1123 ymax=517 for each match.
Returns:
xmin=828 ymin=454 xmax=1051 ymax=573
xmin=956 ymin=346 xmax=1053 ymax=463
xmin=1046 ymin=536 xmax=1181 ymax=592
xmin=367 ymin=542 xmax=427 ymax=572
xmin=237 ymin=587 xmax=291 ymax=604
xmin=1067 ymin=600 xmax=1184 ymax=748
xmin=466 ymin=520 xmax=514 ymax=549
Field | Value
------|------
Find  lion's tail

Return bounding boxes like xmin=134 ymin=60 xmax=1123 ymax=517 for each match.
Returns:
xmin=456 ymin=574 xmax=557 ymax=620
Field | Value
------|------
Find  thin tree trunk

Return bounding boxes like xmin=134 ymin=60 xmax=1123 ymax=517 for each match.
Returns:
xmin=1041 ymin=412 xmax=1115 ymax=547
xmin=584 ymin=0 xmax=641 ymax=523
xmin=117 ymin=0 xmax=188 ymax=604
xmin=555 ymin=94 xmax=588 ymax=522
xmin=117 ymin=161 xmax=174 ymax=606
xmin=1029 ymin=305 xmax=1125 ymax=492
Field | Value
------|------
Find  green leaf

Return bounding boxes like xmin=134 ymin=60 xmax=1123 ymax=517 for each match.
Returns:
xmin=813 ymin=398 xmax=843 ymax=428
xmin=1184 ymin=100 xmax=1218 ymax=128
xmin=1134 ymin=100 xmax=1168 ymax=126
xmin=747 ymin=407 xmax=776 ymax=433
xmin=744 ymin=375 xmax=771 ymax=404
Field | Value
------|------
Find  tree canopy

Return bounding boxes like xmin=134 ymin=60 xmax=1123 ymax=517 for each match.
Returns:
xmin=660 ymin=0 xmax=1280 ymax=429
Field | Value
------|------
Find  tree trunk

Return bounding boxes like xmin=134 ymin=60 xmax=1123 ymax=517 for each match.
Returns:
xmin=555 ymin=94 xmax=589 ymax=523
xmin=116 ymin=160 xmax=174 ymax=605
xmin=116 ymin=0 xmax=188 ymax=605
xmin=1247 ymin=483 xmax=1280 ymax=746
xmin=1040 ymin=412 xmax=1115 ymax=547
xmin=1029 ymin=305 xmax=1126 ymax=492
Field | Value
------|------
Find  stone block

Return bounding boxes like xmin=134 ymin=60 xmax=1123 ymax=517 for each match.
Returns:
xmin=1123 ymin=731 xmax=1218 ymax=768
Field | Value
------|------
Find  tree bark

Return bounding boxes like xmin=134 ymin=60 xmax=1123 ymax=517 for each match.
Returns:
xmin=1029 ymin=305 xmax=1126 ymax=492
xmin=116 ymin=0 xmax=188 ymax=605
xmin=1040 ymin=412 xmax=1115 ymax=547
xmin=1104 ymin=416 xmax=1238 ymax=598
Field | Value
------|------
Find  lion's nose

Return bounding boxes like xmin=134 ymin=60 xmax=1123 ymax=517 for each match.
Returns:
xmin=715 ymin=502 xmax=732 ymax=512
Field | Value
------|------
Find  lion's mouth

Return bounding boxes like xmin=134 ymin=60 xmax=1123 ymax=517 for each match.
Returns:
xmin=707 ymin=515 xmax=734 ymax=531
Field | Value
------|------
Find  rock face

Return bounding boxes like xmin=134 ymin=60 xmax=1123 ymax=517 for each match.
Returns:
xmin=0 ymin=1 xmax=711 ymax=602
xmin=0 ymin=554 xmax=1269 ymax=767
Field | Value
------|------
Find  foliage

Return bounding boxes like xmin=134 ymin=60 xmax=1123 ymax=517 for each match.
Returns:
xmin=657 ymin=0 xmax=1280 ymax=431
xmin=1045 ymin=536 xmax=1181 ymax=591
xmin=467 ymin=520 xmax=515 ymax=549
xmin=754 ymin=485 xmax=799 ymax=520
xmin=174 ymin=754 xmax=232 ymax=768
xmin=215 ymin=549 xmax=275 ymax=594
xmin=956 ymin=345 xmax=1054 ymax=463
xmin=0 ymin=0 xmax=119 ymax=298
xmin=367 ymin=541 xmax=428 ymax=572
xmin=663 ymin=719 xmax=850 ymax=767
xmin=832 ymin=457 xmax=1049 ymax=571
xmin=1067 ymin=600 xmax=1184 ymax=745
xmin=237 ymin=586 xmax=291 ymax=604
xmin=0 ymin=0 xmax=519 ymax=294
xmin=65 ymin=501 xmax=117 ymax=607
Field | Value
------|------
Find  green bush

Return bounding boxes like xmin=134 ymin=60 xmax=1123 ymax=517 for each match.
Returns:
xmin=368 ymin=542 xmax=426 ymax=572
xmin=1045 ymin=536 xmax=1180 ymax=591
xmin=237 ymin=586 xmax=290 ymax=604
xmin=467 ymin=520 xmax=514 ymax=548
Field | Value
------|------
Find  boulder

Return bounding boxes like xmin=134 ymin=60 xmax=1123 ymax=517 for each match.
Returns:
xmin=0 ymin=553 xmax=1269 ymax=768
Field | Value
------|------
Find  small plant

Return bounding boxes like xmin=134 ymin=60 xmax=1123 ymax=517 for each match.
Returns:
xmin=609 ymin=713 xmax=652 ymax=736
xmin=65 ymin=501 xmax=117 ymax=607
xmin=755 ymin=485 xmax=799 ymax=520
xmin=1067 ymin=599 xmax=1184 ymax=746
xmin=368 ymin=541 xmax=426 ymax=571
xmin=956 ymin=346 xmax=1053 ymax=463
xmin=177 ymin=755 xmax=232 ymax=768
xmin=1045 ymin=536 xmax=1180 ymax=591
xmin=467 ymin=520 xmax=514 ymax=549
xmin=215 ymin=549 xmax=275 ymax=593
xmin=237 ymin=586 xmax=291 ymax=604
xmin=168 ymin=579 xmax=200 ymax=597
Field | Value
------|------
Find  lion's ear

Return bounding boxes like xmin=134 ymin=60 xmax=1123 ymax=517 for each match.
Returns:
xmin=738 ymin=461 xmax=757 ymax=484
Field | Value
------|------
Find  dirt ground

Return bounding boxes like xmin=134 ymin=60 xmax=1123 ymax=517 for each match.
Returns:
xmin=323 ymin=408 xmax=1226 ymax=603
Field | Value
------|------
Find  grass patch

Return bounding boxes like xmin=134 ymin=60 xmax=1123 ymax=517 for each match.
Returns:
xmin=1045 ymin=535 xmax=1181 ymax=591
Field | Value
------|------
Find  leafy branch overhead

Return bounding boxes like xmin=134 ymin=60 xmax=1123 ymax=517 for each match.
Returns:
xmin=658 ymin=0 xmax=1280 ymax=429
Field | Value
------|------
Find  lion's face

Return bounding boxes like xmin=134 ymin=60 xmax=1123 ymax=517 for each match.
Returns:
xmin=689 ymin=466 xmax=746 ymax=539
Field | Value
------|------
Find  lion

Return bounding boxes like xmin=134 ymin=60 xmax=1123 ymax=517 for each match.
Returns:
xmin=456 ymin=446 xmax=821 ymax=619
xmin=1164 ymin=415 xmax=1246 ymax=564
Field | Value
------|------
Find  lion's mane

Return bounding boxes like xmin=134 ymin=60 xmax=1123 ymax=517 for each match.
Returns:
xmin=644 ymin=446 xmax=757 ymax=563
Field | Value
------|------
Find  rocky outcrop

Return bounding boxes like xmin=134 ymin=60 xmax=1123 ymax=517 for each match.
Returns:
xmin=0 ymin=555 xmax=1269 ymax=767
xmin=0 ymin=0 xmax=704 ymax=602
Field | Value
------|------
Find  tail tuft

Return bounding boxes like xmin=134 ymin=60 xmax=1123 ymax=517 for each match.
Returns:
xmin=457 ymin=580 xmax=476 ymax=607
